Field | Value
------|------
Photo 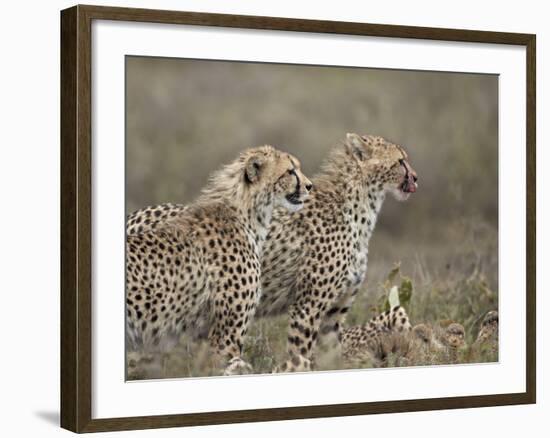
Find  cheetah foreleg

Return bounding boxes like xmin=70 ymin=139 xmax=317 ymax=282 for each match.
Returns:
xmin=318 ymin=287 xmax=360 ymax=352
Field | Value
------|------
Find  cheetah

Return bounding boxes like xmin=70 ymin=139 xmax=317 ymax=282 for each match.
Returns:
xmin=410 ymin=322 xmax=466 ymax=364
xmin=341 ymin=310 xmax=467 ymax=367
xmin=440 ymin=322 xmax=466 ymax=363
xmin=126 ymin=133 xmax=418 ymax=372
xmin=257 ymin=133 xmax=418 ymax=371
xmin=475 ymin=310 xmax=498 ymax=344
xmin=411 ymin=323 xmax=436 ymax=351
xmin=126 ymin=145 xmax=312 ymax=376
xmin=340 ymin=305 xmax=412 ymax=367
xmin=443 ymin=323 xmax=466 ymax=349
xmin=473 ymin=310 xmax=498 ymax=356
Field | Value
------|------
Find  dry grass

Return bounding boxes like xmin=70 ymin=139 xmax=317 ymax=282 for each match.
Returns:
xmin=128 ymin=219 xmax=498 ymax=380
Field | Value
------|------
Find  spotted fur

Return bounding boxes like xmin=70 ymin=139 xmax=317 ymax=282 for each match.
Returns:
xmin=340 ymin=305 xmax=412 ymax=366
xmin=126 ymin=133 xmax=418 ymax=373
xmin=126 ymin=145 xmax=312 ymax=375
xmin=127 ymin=203 xmax=185 ymax=236
xmin=258 ymin=133 xmax=418 ymax=372
xmin=341 ymin=311 xmax=467 ymax=366
xmin=473 ymin=310 xmax=498 ymax=356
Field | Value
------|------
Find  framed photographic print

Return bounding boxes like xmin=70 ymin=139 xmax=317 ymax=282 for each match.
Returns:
xmin=60 ymin=4 xmax=536 ymax=433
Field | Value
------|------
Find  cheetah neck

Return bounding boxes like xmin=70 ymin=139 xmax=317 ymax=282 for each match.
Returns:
xmin=346 ymin=183 xmax=386 ymax=248
xmin=339 ymin=181 xmax=385 ymax=287
xmin=195 ymin=160 xmax=276 ymax=253
xmin=315 ymin=149 xmax=386 ymax=250
xmin=240 ymin=191 xmax=275 ymax=254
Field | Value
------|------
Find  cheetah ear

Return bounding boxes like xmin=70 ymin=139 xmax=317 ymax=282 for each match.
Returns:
xmin=346 ymin=133 xmax=372 ymax=161
xmin=244 ymin=153 xmax=265 ymax=184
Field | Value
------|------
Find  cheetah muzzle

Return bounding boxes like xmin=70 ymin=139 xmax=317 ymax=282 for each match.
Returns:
xmin=399 ymin=158 xmax=418 ymax=194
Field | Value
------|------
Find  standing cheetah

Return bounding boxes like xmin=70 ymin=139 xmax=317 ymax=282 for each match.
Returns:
xmin=127 ymin=133 xmax=418 ymax=372
xmin=126 ymin=145 xmax=312 ymax=375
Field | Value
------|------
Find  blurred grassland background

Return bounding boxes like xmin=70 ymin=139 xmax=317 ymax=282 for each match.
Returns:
xmin=126 ymin=56 xmax=498 ymax=376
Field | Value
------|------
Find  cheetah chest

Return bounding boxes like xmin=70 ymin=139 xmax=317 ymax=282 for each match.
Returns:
xmin=345 ymin=209 xmax=376 ymax=287
xmin=348 ymin=245 xmax=369 ymax=287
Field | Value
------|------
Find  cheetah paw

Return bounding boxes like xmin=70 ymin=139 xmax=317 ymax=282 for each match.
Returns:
xmin=224 ymin=357 xmax=253 ymax=376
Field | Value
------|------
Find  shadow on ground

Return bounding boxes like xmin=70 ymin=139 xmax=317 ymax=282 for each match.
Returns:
xmin=34 ymin=411 xmax=59 ymax=427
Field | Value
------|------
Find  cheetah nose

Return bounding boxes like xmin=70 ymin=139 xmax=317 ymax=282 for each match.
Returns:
xmin=305 ymin=183 xmax=313 ymax=192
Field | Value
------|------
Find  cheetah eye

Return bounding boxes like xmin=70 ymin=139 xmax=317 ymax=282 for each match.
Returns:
xmin=398 ymin=159 xmax=404 ymax=165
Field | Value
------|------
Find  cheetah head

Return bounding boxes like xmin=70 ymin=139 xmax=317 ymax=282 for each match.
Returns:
xmin=481 ymin=310 xmax=498 ymax=329
xmin=346 ymin=133 xmax=418 ymax=201
xmin=444 ymin=323 xmax=466 ymax=349
xmin=243 ymin=146 xmax=312 ymax=213
xmin=412 ymin=323 xmax=433 ymax=346
xmin=476 ymin=310 xmax=498 ymax=342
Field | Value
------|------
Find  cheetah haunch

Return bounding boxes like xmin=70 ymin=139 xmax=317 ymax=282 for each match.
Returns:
xmin=126 ymin=145 xmax=312 ymax=376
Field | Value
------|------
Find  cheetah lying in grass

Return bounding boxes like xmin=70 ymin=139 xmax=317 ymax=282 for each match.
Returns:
xmin=126 ymin=145 xmax=312 ymax=376
xmin=475 ymin=310 xmax=498 ymax=344
xmin=472 ymin=310 xmax=498 ymax=357
xmin=340 ymin=305 xmax=412 ymax=367
xmin=340 ymin=307 xmax=469 ymax=367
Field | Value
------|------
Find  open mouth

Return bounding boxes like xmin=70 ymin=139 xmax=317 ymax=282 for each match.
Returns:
xmin=285 ymin=193 xmax=304 ymax=205
xmin=399 ymin=159 xmax=417 ymax=194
